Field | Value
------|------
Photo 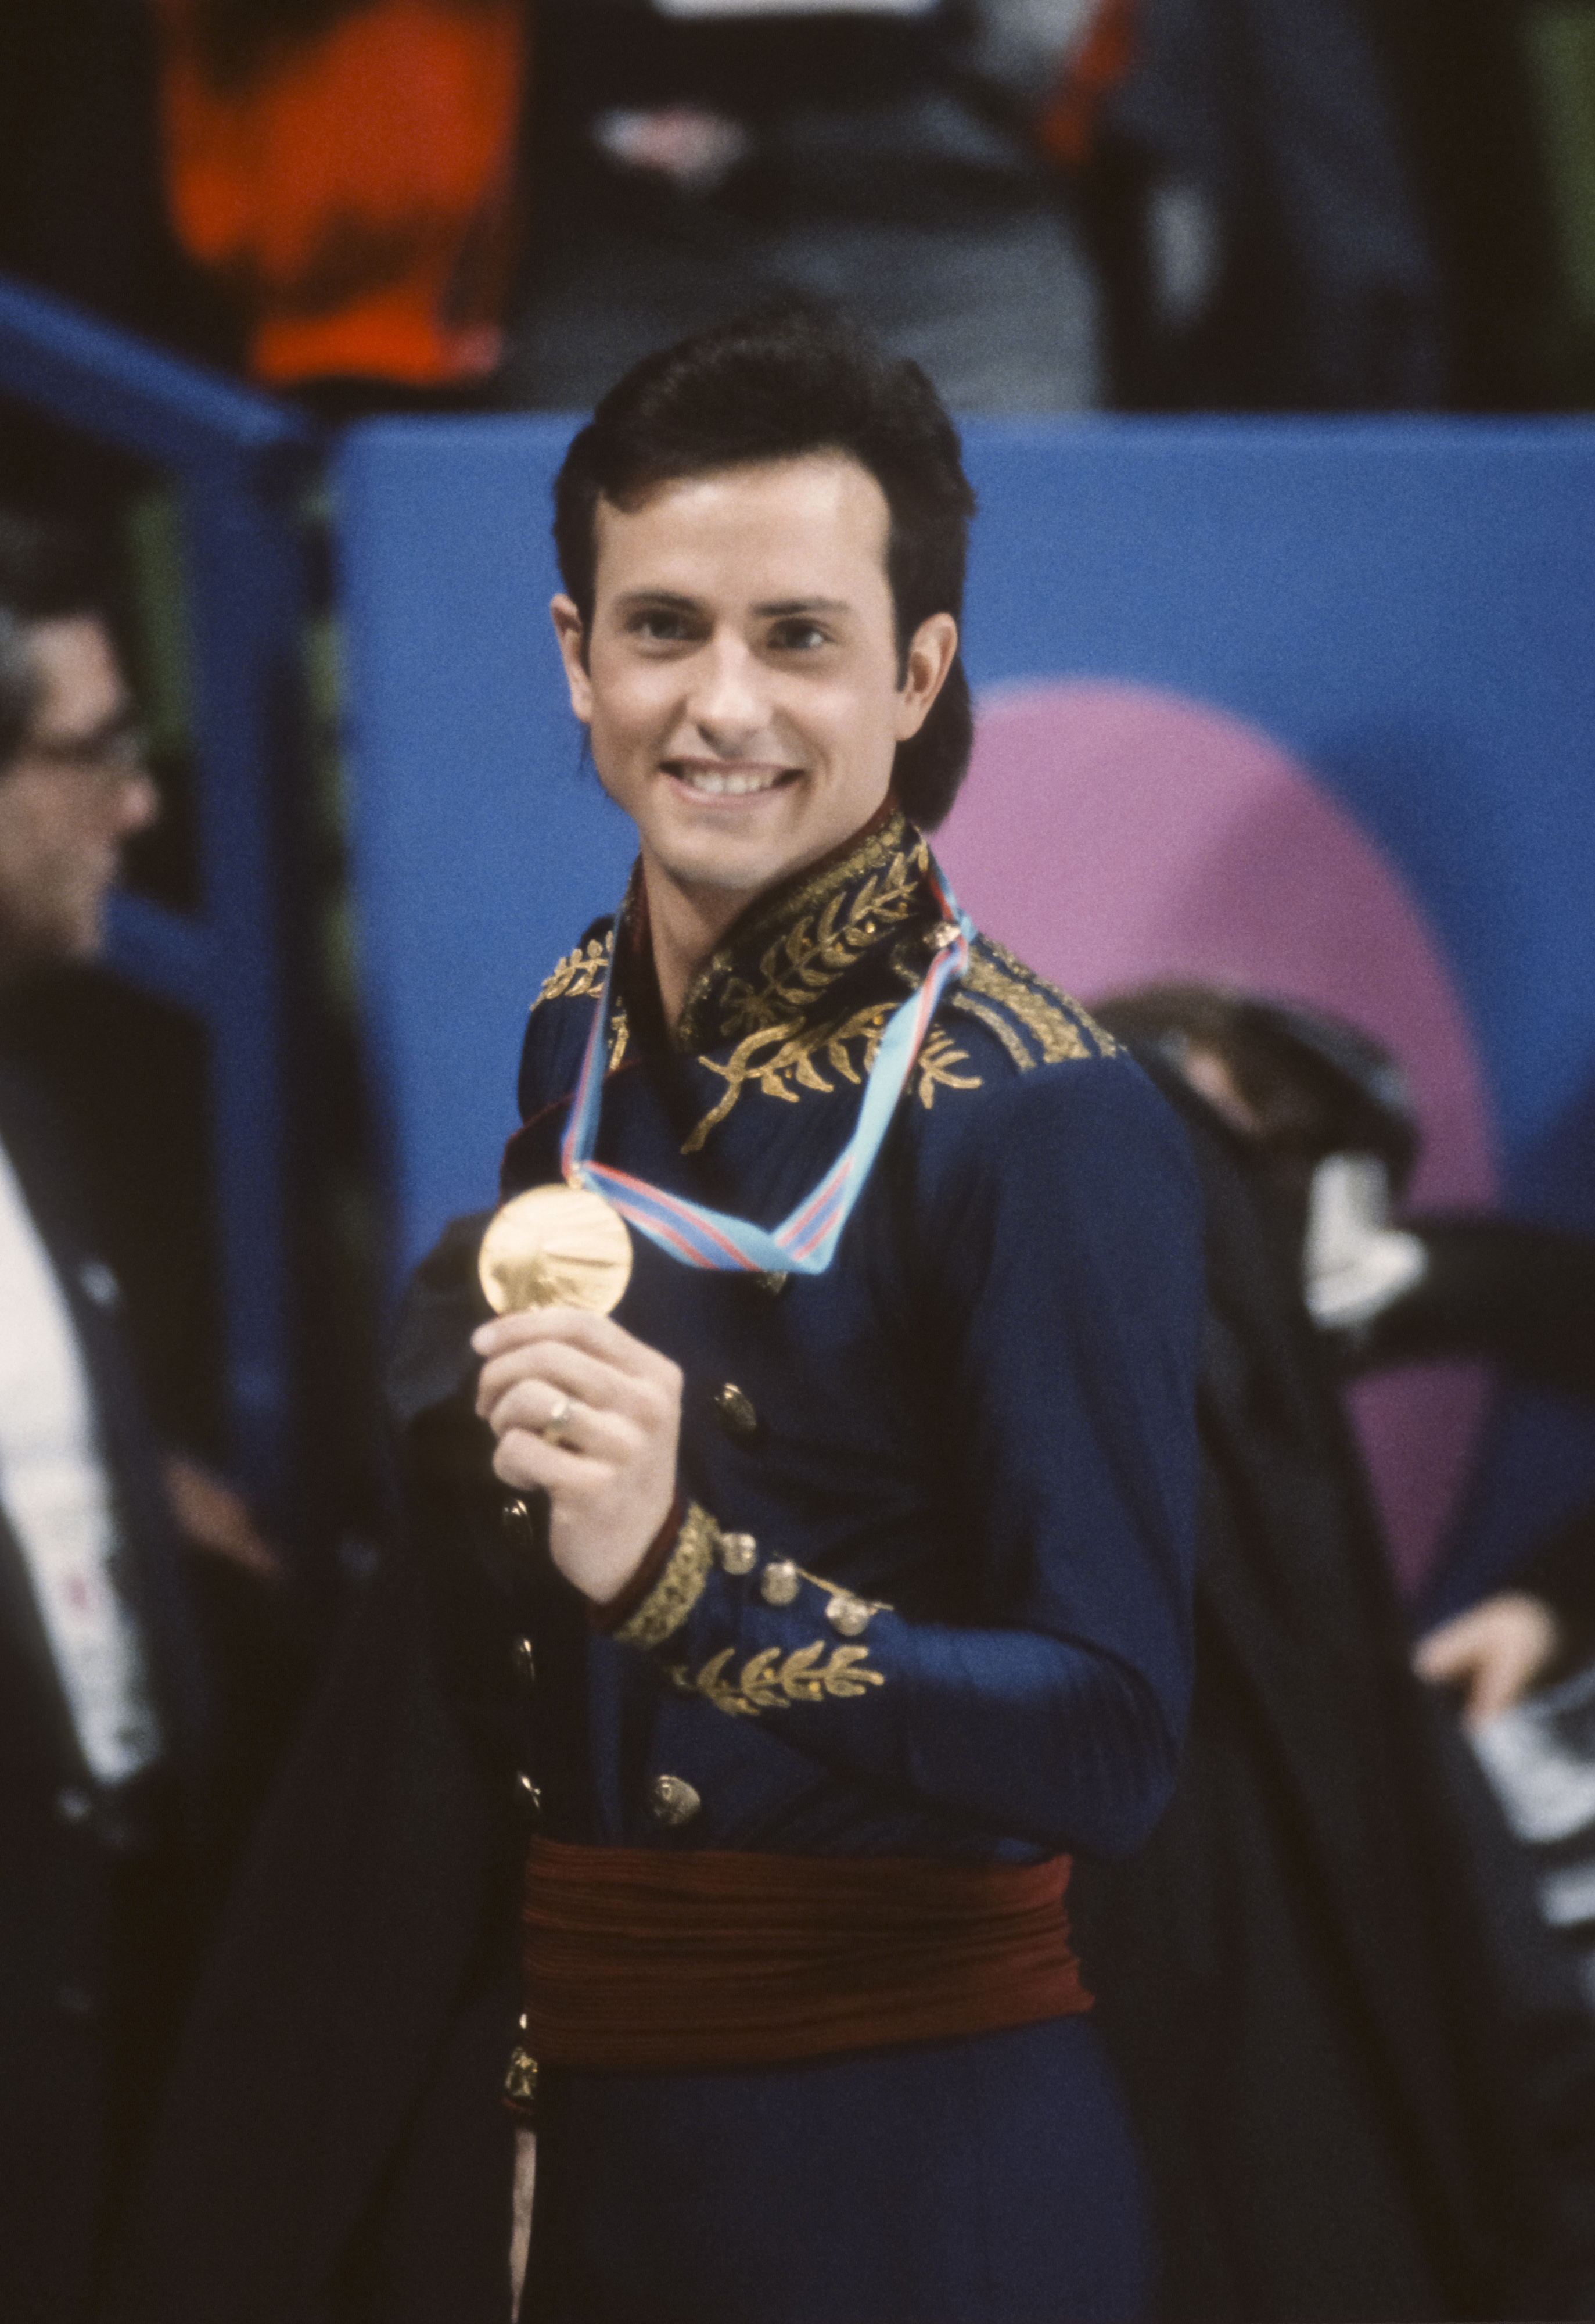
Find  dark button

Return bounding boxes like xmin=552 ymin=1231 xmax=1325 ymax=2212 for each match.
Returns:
xmin=56 ymin=1984 xmax=96 ymax=2022
xmin=709 ymin=1383 xmax=759 ymax=1441
xmin=649 ymin=1774 xmax=702 ymax=1829
xmin=501 ymin=1495 xmax=539 ymax=1548
xmin=512 ymin=1636 xmax=536 ymax=1687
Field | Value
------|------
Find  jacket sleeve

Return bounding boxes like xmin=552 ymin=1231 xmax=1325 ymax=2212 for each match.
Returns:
xmin=611 ymin=1056 xmax=1204 ymax=1860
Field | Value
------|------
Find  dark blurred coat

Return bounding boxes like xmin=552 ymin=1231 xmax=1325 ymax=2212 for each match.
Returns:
xmin=1069 ymin=1063 xmax=1595 ymax=2323
xmin=1094 ymin=0 xmax=1447 ymax=409
xmin=0 ymin=1064 xmax=216 ymax=2324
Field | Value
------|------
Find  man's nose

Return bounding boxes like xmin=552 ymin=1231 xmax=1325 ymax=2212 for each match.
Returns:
xmin=686 ymin=636 xmax=770 ymax=748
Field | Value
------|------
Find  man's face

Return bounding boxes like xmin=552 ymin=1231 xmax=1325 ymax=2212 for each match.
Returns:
xmin=0 ymin=615 xmax=157 ymax=982
xmin=551 ymin=454 xmax=955 ymax=919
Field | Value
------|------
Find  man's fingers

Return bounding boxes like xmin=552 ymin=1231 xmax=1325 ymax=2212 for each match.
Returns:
xmin=473 ymin=1304 xmax=680 ymax=1386
xmin=476 ymin=1337 xmax=670 ymax=1428
xmin=492 ymin=1423 xmax=622 ymax=1497
xmin=487 ymin=1380 xmax=644 ymax=1466
xmin=1411 ymin=1593 xmax=1561 ymax=1728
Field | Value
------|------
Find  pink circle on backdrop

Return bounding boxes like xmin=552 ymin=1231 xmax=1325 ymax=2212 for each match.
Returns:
xmin=937 ymin=680 xmax=1500 ymax=1597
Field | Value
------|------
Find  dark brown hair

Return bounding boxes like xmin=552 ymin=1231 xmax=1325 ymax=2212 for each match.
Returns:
xmin=552 ymin=302 xmax=978 ymax=830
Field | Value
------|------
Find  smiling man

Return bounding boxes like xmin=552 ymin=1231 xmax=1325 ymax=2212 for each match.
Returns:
xmin=465 ymin=307 xmax=1204 ymax=2323
xmin=114 ymin=307 xmax=1202 ymax=2324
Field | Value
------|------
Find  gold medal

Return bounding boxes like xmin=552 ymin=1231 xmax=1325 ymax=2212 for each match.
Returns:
xmin=479 ymin=1184 xmax=633 ymax=1316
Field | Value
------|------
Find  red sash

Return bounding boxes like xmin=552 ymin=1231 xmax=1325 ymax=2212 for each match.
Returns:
xmin=519 ymin=1837 xmax=1091 ymax=2073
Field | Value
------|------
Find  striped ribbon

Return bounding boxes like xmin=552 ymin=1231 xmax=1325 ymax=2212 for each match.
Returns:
xmin=558 ymin=857 xmax=973 ymax=1276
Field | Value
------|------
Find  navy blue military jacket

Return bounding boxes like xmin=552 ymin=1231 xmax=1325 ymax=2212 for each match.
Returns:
xmin=497 ymin=813 xmax=1202 ymax=1868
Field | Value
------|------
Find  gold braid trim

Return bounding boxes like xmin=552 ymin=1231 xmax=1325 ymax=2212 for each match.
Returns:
xmin=958 ymin=939 xmax=1118 ymax=1067
xmin=612 ymin=1502 xmax=719 ymax=1650
xmin=663 ymin=1641 xmax=885 ymax=1718
xmin=949 ymin=989 xmax=1036 ymax=1074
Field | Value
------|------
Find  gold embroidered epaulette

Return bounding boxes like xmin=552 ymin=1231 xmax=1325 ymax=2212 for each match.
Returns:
xmin=950 ymin=937 xmax=1118 ymax=1073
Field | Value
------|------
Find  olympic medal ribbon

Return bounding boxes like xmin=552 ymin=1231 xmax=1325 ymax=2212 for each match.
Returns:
xmin=558 ymin=858 xmax=973 ymax=1278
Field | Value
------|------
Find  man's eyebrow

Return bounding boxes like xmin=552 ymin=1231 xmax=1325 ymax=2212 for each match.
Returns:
xmin=753 ymin=597 xmax=852 ymax=618
xmin=613 ymin=590 xmax=701 ymax=612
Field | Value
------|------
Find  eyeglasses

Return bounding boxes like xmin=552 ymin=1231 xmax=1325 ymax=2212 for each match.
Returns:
xmin=17 ymin=723 xmax=150 ymax=783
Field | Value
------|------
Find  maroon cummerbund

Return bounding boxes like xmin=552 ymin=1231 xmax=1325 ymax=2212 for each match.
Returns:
xmin=519 ymin=1834 xmax=1092 ymax=2072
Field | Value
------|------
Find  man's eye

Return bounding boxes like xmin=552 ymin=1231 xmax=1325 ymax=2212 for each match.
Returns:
xmin=629 ymin=609 xmax=696 ymax=643
xmin=770 ymin=621 xmax=829 ymax=651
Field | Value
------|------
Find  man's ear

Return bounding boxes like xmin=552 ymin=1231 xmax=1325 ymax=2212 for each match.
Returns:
xmin=551 ymin=594 xmax=593 ymax=723
xmin=893 ymin=612 xmax=958 ymax=743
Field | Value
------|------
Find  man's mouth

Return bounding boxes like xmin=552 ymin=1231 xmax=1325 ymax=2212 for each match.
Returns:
xmin=666 ymin=761 xmax=795 ymax=798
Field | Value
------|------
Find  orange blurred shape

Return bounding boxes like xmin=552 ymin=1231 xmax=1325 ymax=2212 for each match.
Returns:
xmin=157 ymin=0 xmax=527 ymax=386
xmin=1037 ymin=0 xmax=1137 ymax=170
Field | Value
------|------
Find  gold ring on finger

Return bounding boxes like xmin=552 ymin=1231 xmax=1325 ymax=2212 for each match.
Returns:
xmin=542 ymin=1393 xmax=575 ymax=1446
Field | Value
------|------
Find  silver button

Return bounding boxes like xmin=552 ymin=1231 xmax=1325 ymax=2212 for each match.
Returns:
xmin=760 ymin=1559 xmax=800 ymax=1607
xmin=710 ymin=1383 xmax=759 ymax=1441
xmin=649 ymin=1773 xmax=702 ymax=1828
xmin=516 ymin=1774 xmax=543 ymax=1817
xmin=927 ymin=921 xmax=960 ymax=952
xmin=718 ymin=1530 xmax=757 ymax=1576
xmin=754 ymin=1271 xmax=790 ymax=1300
xmin=825 ymin=1593 xmax=872 ymax=1638
xmin=512 ymin=1636 xmax=536 ymax=1685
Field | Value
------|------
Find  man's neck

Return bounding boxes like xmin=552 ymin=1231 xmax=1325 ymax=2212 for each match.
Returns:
xmin=640 ymin=865 xmax=748 ymax=1031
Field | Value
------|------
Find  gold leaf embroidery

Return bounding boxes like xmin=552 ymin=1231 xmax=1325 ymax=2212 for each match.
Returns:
xmin=607 ymin=1002 xmax=630 ymax=1072
xmin=716 ymin=844 xmax=931 ymax=1042
xmin=665 ymin=1640 xmax=886 ymax=1717
xmin=535 ymin=934 xmax=612 ymax=1008
xmin=675 ymin=817 xmax=928 ymax=1052
xmin=682 ymin=1003 xmax=980 ymax=1152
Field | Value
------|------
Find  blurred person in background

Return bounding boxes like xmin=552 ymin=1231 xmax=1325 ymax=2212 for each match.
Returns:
xmin=502 ymin=0 xmax=1125 ymax=411
xmin=152 ymin=0 xmax=530 ymax=407
xmin=1068 ymin=981 xmax=1595 ymax=2322
xmin=0 ymin=508 xmax=288 ymax=2324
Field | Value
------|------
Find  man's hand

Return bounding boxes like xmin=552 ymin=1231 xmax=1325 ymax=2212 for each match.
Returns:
xmin=472 ymin=1308 xmax=682 ymax=1606
xmin=1412 ymin=1591 xmax=1562 ymax=1727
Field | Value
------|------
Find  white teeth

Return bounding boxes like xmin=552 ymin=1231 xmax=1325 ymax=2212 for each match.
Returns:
xmin=676 ymin=768 xmax=781 ymax=797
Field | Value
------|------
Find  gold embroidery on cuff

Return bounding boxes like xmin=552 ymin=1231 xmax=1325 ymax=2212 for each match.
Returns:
xmin=665 ymin=1641 xmax=886 ymax=1718
xmin=612 ymin=1502 xmax=719 ymax=1649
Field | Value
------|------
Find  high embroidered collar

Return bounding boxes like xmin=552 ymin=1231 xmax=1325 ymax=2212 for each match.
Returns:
xmin=618 ymin=807 xmax=942 ymax=1057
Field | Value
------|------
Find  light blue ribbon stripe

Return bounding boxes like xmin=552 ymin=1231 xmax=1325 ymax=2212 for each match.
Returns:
xmin=559 ymin=856 xmax=973 ymax=1279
